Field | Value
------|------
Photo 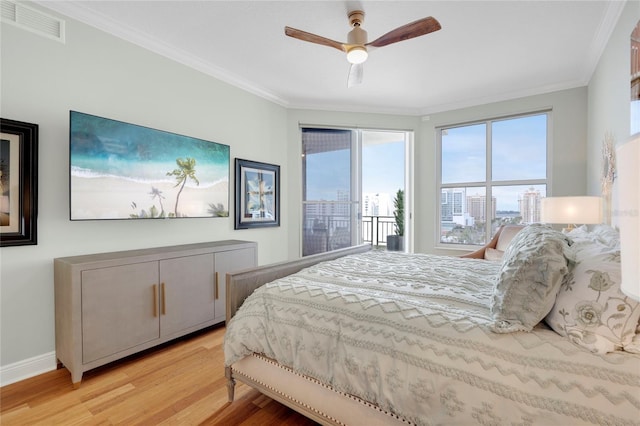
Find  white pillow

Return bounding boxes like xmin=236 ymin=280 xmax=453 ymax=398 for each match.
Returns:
xmin=545 ymin=240 xmax=640 ymax=353
xmin=495 ymin=225 xmax=524 ymax=251
xmin=484 ymin=248 xmax=504 ymax=261
xmin=565 ymin=225 xmax=596 ymax=242
xmin=591 ymin=224 xmax=620 ymax=248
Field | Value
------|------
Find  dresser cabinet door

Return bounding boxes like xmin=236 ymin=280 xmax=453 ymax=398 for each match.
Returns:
xmin=213 ymin=248 xmax=256 ymax=320
xmin=159 ymin=254 xmax=215 ymax=337
xmin=81 ymin=262 xmax=160 ymax=363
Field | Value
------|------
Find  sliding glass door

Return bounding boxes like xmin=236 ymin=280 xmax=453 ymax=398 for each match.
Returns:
xmin=301 ymin=128 xmax=360 ymax=256
xmin=301 ymin=127 xmax=410 ymax=256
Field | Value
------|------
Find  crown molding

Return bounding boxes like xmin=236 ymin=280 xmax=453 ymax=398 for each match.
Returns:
xmin=34 ymin=1 xmax=291 ymax=108
xmin=581 ymin=0 xmax=627 ymax=83
xmin=418 ymin=79 xmax=587 ymax=116
xmin=33 ymin=1 xmax=626 ymax=117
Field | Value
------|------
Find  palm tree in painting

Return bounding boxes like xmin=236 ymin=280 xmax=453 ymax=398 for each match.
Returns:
xmin=149 ymin=186 xmax=166 ymax=217
xmin=166 ymin=157 xmax=199 ymax=217
xmin=208 ymin=202 xmax=228 ymax=217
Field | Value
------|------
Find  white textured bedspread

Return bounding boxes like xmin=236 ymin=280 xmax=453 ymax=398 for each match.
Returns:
xmin=224 ymin=250 xmax=640 ymax=425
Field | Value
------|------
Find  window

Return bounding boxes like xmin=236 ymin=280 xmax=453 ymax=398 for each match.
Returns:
xmin=437 ymin=112 xmax=549 ymax=246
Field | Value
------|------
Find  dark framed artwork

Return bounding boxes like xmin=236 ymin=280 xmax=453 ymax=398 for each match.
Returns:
xmin=0 ymin=118 xmax=38 ymax=247
xmin=234 ymin=158 xmax=280 ymax=229
xmin=69 ymin=111 xmax=230 ymax=220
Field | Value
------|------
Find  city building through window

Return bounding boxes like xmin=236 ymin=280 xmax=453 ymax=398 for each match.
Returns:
xmin=437 ymin=112 xmax=549 ymax=246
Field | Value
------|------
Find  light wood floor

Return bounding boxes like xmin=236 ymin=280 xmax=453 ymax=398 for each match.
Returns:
xmin=0 ymin=325 xmax=319 ymax=425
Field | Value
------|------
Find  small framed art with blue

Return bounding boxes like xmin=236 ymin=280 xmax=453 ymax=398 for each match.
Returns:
xmin=234 ymin=158 xmax=280 ymax=229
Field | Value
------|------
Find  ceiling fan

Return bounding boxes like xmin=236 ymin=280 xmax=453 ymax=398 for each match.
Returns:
xmin=284 ymin=10 xmax=441 ymax=87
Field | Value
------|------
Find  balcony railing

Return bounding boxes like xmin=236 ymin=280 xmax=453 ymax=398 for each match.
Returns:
xmin=302 ymin=215 xmax=396 ymax=256
xmin=362 ymin=215 xmax=396 ymax=246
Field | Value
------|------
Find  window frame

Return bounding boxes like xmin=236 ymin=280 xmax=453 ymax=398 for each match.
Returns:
xmin=435 ymin=110 xmax=551 ymax=249
xmin=300 ymin=126 xmax=413 ymax=256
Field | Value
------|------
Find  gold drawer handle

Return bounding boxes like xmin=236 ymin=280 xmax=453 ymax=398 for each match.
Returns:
xmin=214 ymin=272 xmax=219 ymax=300
xmin=152 ymin=284 xmax=158 ymax=317
xmin=161 ymin=282 xmax=166 ymax=315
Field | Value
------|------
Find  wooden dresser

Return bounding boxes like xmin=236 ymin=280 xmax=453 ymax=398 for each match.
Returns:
xmin=54 ymin=240 xmax=257 ymax=386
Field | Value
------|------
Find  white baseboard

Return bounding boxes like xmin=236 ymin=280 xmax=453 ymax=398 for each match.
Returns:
xmin=0 ymin=352 xmax=57 ymax=387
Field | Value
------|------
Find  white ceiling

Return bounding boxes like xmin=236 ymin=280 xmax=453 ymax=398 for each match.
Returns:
xmin=38 ymin=1 xmax=626 ymax=116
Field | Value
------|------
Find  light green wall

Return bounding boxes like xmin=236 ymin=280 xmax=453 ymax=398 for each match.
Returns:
xmin=0 ymin=13 xmax=288 ymax=368
xmin=0 ymin=2 xmax=630 ymax=380
xmin=587 ymin=1 xmax=640 ymax=199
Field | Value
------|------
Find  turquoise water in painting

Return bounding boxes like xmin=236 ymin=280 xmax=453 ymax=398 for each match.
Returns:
xmin=70 ymin=111 xmax=229 ymax=187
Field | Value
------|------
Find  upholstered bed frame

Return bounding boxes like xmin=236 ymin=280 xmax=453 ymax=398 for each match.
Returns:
xmin=224 ymin=244 xmax=410 ymax=425
xmin=224 ymin=229 xmax=640 ymax=425
xmin=223 ymin=228 xmax=529 ymax=424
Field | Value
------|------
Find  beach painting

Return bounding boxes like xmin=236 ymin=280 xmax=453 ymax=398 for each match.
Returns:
xmin=70 ymin=111 xmax=230 ymax=220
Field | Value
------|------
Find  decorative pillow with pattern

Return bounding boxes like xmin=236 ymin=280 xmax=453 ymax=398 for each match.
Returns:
xmin=491 ymin=224 xmax=573 ymax=333
xmin=545 ymin=240 xmax=640 ymax=353
xmin=625 ymin=324 xmax=640 ymax=354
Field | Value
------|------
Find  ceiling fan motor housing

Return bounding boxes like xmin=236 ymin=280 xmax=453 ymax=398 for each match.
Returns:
xmin=348 ymin=10 xmax=367 ymax=45
xmin=347 ymin=10 xmax=367 ymax=46
xmin=348 ymin=10 xmax=364 ymax=27
xmin=347 ymin=26 xmax=368 ymax=45
xmin=346 ymin=10 xmax=368 ymax=64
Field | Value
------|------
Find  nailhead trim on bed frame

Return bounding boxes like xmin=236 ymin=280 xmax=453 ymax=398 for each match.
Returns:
xmin=233 ymin=354 xmax=412 ymax=425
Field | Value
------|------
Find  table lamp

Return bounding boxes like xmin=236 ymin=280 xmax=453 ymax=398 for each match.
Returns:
xmin=540 ymin=196 xmax=603 ymax=232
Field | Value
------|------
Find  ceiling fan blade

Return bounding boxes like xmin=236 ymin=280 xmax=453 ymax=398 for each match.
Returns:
xmin=285 ymin=26 xmax=345 ymax=52
xmin=366 ymin=16 xmax=441 ymax=48
xmin=347 ymin=63 xmax=363 ymax=88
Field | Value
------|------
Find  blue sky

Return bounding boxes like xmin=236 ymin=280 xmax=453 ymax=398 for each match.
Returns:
xmin=305 ymin=131 xmax=405 ymax=201
xmin=442 ymin=114 xmax=547 ymax=211
xmin=362 ymin=140 xmax=404 ymax=195
xmin=305 ymin=149 xmax=351 ymax=201
xmin=441 ymin=114 xmax=546 ymax=184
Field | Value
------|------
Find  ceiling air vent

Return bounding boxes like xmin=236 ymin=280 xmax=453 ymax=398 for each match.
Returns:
xmin=1 ymin=1 xmax=65 ymax=43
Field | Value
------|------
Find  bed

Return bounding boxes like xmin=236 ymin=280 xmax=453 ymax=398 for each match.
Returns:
xmin=224 ymin=225 xmax=640 ymax=425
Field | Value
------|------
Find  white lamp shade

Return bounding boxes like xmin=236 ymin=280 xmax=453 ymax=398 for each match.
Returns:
xmin=540 ymin=196 xmax=603 ymax=225
xmin=617 ymin=136 xmax=640 ymax=301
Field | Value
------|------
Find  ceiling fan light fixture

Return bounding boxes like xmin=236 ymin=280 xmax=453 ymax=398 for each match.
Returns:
xmin=346 ymin=46 xmax=368 ymax=64
xmin=284 ymin=10 xmax=441 ymax=84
